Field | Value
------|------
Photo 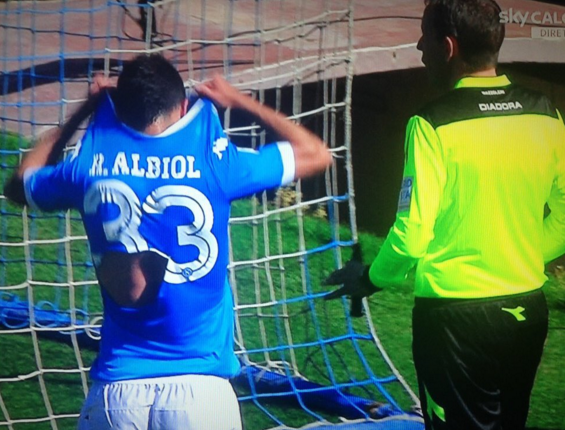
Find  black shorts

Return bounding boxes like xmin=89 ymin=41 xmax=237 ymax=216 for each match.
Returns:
xmin=412 ymin=289 xmax=548 ymax=430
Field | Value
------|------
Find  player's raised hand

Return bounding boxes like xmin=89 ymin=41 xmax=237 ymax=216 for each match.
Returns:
xmin=195 ymin=75 xmax=246 ymax=109
xmin=323 ymin=244 xmax=381 ymax=317
xmin=89 ymin=73 xmax=114 ymax=95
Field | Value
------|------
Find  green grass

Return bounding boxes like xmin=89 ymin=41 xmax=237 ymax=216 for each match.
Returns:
xmin=2 ymin=216 xmax=564 ymax=429
xmin=1 ymin=128 xmax=564 ymax=430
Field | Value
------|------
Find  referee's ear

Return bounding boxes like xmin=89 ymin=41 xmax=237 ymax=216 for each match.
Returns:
xmin=444 ymin=35 xmax=459 ymax=63
xmin=3 ymin=173 xmax=27 ymax=206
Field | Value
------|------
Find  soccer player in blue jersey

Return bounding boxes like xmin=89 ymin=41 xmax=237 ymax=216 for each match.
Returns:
xmin=4 ymin=54 xmax=332 ymax=430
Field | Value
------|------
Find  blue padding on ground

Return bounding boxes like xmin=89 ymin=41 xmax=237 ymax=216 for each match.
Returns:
xmin=235 ymin=366 xmax=374 ymax=420
xmin=0 ymin=297 xmax=92 ymax=328
xmin=283 ymin=418 xmax=424 ymax=429
xmin=235 ymin=366 xmax=422 ymax=423
xmin=0 ymin=296 xmax=100 ymax=349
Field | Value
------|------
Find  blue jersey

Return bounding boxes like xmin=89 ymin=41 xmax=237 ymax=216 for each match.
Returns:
xmin=24 ymin=93 xmax=295 ymax=381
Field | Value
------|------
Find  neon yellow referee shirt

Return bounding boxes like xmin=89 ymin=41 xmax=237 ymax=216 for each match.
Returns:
xmin=369 ymin=75 xmax=565 ymax=299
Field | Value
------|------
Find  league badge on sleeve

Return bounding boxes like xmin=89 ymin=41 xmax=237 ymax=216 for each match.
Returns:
xmin=397 ymin=176 xmax=413 ymax=212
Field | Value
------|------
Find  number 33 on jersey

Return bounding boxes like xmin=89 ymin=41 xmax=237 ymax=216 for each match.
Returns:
xmin=84 ymin=180 xmax=218 ymax=284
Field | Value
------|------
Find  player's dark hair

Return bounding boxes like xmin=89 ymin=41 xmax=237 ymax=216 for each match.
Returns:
xmin=424 ymin=0 xmax=505 ymax=72
xmin=113 ymin=54 xmax=185 ymax=131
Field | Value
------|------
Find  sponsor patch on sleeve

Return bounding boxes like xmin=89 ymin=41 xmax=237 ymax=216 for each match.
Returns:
xmin=397 ymin=177 xmax=413 ymax=212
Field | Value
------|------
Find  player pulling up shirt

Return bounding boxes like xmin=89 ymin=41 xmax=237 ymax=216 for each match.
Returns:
xmin=4 ymin=54 xmax=332 ymax=430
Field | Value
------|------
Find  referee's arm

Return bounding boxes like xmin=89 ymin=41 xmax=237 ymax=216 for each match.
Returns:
xmin=368 ymin=115 xmax=446 ymax=287
xmin=542 ymin=110 xmax=565 ymax=263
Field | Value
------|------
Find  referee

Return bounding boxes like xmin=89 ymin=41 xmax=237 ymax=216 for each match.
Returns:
xmin=325 ymin=0 xmax=565 ymax=429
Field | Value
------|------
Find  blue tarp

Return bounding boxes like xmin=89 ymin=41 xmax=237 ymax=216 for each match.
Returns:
xmin=279 ymin=418 xmax=424 ymax=429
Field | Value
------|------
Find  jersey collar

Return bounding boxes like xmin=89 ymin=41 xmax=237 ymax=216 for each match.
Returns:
xmin=152 ymin=98 xmax=204 ymax=137
xmin=454 ymin=75 xmax=511 ymax=90
xmin=107 ymin=93 xmax=205 ymax=139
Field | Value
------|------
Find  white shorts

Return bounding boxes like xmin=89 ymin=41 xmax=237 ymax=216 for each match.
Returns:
xmin=77 ymin=374 xmax=242 ymax=430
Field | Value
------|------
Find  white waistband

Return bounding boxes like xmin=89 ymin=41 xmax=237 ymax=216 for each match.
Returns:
xmin=94 ymin=374 xmax=227 ymax=386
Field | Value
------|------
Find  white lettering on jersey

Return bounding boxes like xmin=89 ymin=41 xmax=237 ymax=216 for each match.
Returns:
xmin=213 ymin=137 xmax=229 ymax=160
xmin=146 ymin=156 xmax=161 ymax=179
xmin=112 ymin=152 xmax=130 ymax=175
xmin=89 ymin=153 xmax=107 ymax=176
xmin=143 ymin=185 xmax=217 ymax=282
xmin=162 ymin=157 xmax=171 ymax=179
xmin=171 ymin=155 xmax=186 ymax=179
xmin=478 ymin=101 xmax=523 ymax=112
xmin=186 ymin=156 xmax=201 ymax=178
xmin=481 ymin=90 xmax=505 ymax=96
xmin=91 ymin=153 xmax=201 ymax=179
xmin=130 ymin=154 xmax=145 ymax=177
xmin=84 ymin=180 xmax=149 ymax=253
xmin=85 ymin=181 xmax=218 ymax=283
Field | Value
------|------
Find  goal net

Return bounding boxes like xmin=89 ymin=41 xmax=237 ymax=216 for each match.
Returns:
xmin=0 ymin=1 xmax=422 ymax=429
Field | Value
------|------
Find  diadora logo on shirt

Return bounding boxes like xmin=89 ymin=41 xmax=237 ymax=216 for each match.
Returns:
xmin=478 ymin=101 xmax=523 ymax=112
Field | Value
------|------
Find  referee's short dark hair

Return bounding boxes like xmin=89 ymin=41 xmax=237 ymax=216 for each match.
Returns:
xmin=424 ymin=0 xmax=505 ymax=73
xmin=114 ymin=54 xmax=186 ymax=132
